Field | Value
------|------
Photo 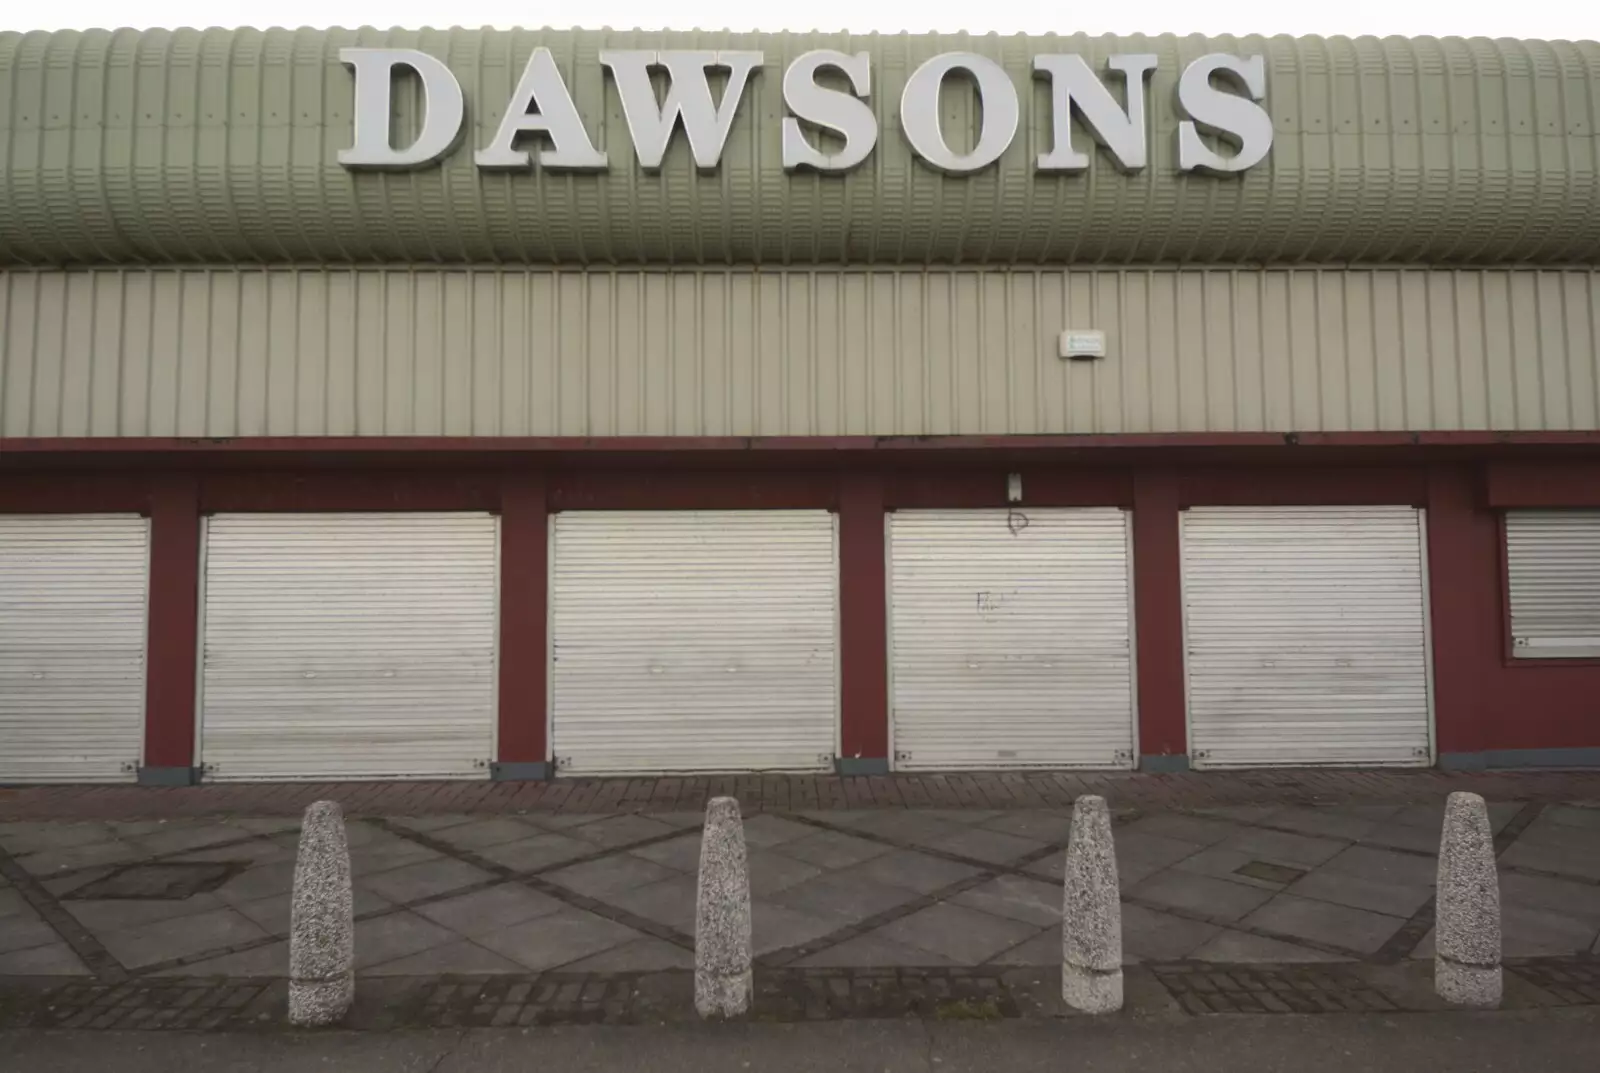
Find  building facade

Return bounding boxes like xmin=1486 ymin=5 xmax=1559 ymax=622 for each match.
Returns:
xmin=1 ymin=27 xmax=1598 ymax=785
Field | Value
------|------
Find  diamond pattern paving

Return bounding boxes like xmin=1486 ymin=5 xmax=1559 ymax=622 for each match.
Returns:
xmin=4 ymin=797 xmax=1599 ymax=982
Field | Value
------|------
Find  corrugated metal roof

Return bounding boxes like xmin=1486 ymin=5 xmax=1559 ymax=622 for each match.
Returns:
xmin=1 ymin=28 xmax=1598 ymax=266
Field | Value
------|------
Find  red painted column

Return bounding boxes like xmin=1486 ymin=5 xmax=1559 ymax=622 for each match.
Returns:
xmin=140 ymin=475 xmax=201 ymax=784
xmin=495 ymin=474 xmax=551 ymax=779
xmin=1132 ymin=471 xmax=1188 ymax=768
xmin=1426 ymin=464 xmax=1489 ymax=764
xmin=837 ymin=474 xmax=889 ymax=772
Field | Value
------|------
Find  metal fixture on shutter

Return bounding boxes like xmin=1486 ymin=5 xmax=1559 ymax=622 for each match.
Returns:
xmin=550 ymin=511 xmax=838 ymax=775
xmin=1506 ymin=510 xmax=1600 ymax=659
xmin=0 ymin=515 xmax=149 ymax=783
xmin=1182 ymin=506 xmax=1432 ymax=768
xmin=197 ymin=513 xmax=498 ymax=780
xmin=888 ymin=508 xmax=1136 ymax=770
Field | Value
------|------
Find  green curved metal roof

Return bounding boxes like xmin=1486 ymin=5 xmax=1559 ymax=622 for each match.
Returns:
xmin=2 ymin=27 xmax=1599 ymax=266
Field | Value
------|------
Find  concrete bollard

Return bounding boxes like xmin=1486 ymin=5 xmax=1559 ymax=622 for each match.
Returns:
xmin=1434 ymin=791 xmax=1502 ymax=1008
xmin=1061 ymin=794 xmax=1123 ymax=1014
xmin=694 ymin=796 xmax=752 ymax=1018
xmin=288 ymin=800 xmax=355 ymax=1026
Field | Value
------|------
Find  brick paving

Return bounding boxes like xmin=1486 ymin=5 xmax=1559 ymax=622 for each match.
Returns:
xmin=2 ymin=768 xmax=1599 ymax=822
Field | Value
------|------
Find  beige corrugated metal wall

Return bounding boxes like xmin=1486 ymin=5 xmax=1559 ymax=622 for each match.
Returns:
xmin=4 ymin=30 xmax=1600 ymax=266
xmin=2 ymin=267 xmax=1597 ymax=438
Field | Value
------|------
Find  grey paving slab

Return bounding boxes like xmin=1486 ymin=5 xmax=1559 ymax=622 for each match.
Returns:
xmin=778 ymin=830 xmax=895 ymax=869
xmin=1499 ymin=904 xmax=1600 ymax=957
xmin=544 ymin=854 xmax=676 ymax=898
xmin=766 ymin=873 xmax=921 ymax=925
xmin=1498 ymin=870 xmax=1600 ymax=926
xmin=626 ymin=833 xmax=704 ymax=873
xmin=41 ymin=868 xmax=114 ymax=897
xmin=15 ymin=840 xmax=141 ymax=876
xmin=1242 ymin=893 xmax=1408 ymax=956
xmin=521 ymin=812 xmax=624 ymax=831
xmin=565 ymin=814 xmax=679 ymax=848
xmin=134 ymin=823 xmax=255 ymax=856
xmin=363 ymin=938 xmax=529 ymax=975
xmin=1112 ymin=831 xmax=1209 ymax=878
xmin=796 ymin=810 xmax=876 ymax=828
xmin=1389 ymin=802 xmax=1521 ymax=834
xmin=561 ymin=937 xmax=694 ymax=971
xmin=752 ymin=904 xmax=850 ymax=957
xmin=977 ymin=810 xmax=1077 ymax=843
xmin=475 ymin=832 xmax=595 ymax=873
xmin=170 ymin=839 xmax=297 ymax=866
xmin=1259 ymin=807 xmax=1390 ymax=841
xmin=411 ymin=883 xmax=565 ymax=936
xmin=356 ymin=858 xmax=493 ymax=904
xmin=853 ymin=850 xmax=982 ymax=894
xmin=387 ymin=815 xmax=480 ymax=834
xmin=1119 ymin=813 xmax=1244 ymax=847
xmin=1120 ymin=903 xmax=1224 ymax=963
xmin=792 ymin=933 xmax=958 ymax=967
xmin=1409 ymin=928 xmax=1435 ymax=959
xmin=230 ymin=818 xmax=305 ymax=835
xmin=1285 ymin=870 xmax=1435 ymax=918
xmin=482 ymin=907 xmax=644 ymax=970
xmin=350 ymin=911 xmax=458 ymax=970
xmin=234 ymin=887 xmax=392 ymax=938
xmin=1185 ymin=806 xmax=1284 ymax=824
xmin=1515 ymin=813 xmax=1600 ymax=847
xmin=740 ymin=814 xmax=816 ymax=848
xmin=1170 ymin=847 xmax=1307 ymax=892
xmin=1022 ymin=855 xmax=1067 ymax=884
xmin=1213 ymin=827 xmax=1348 ymax=868
xmin=0 ymin=822 xmax=116 ymax=856
xmin=0 ymin=941 xmax=90 ymax=975
xmin=348 ymin=841 xmax=443 ymax=878
xmin=107 ymin=819 xmax=207 ymax=838
xmin=213 ymin=861 xmax=299 ymax=905
xmin=1319 ymin=844 xmax=1441 ymax=888
xmin=641 ymin=811 xmax=710 ymax=830
xmin=747 ymin=849 xmax=823 ymax=896
xmin=427 ymin=818 xmax=545 ymax=851
xmin=1500 ymin=841 xmax=1600 ymax=882
xmin=948 ymin=875 xmax=1061 ymax=927
xmin=1544 ymin=804 xmax=1600 ymax=831
xmin=1357 ymin=823 xmax=1448 ymax=855
xmin=98 ymin=907 xmax=271 ymax=969
xmin=63 ymin=892 xmax=229 ymax=933
xmin=987 ymin=927 xmax=1059 ymax=966
xmin=599 ymin=874 xmax=700 ymax=931
xmin=0 ymin=915 xmax=59 ymax=955
xmin=875 ymin=902 xmax=1041 ymax=965
xmin=1190 ymin=929 xmax=1351 ymax=963
xmin=909 ymin=810 xmax=1003 ymax=826
xmin=0 ymin=888 xmax=33 ymax=919
xmin=923 ymin=827 xmax=1048 ymax=865
xmin=154 ymin=940 xmax=290 ymax=977
xmin=843 ymin=811 xmax=972 ymax=848
xmin=1130 ymin=870 xmax=1277 ymax=922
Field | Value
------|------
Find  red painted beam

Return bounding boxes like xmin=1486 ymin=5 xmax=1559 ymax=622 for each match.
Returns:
xmin=838 ymin=475 xmax=889 ymax=766
xmin=1133 ymin=472 xmax=1186 ymax=762
xmin=496 ymin=475 xmax=550 ymax=773
xmin=142 ymin=475 xmax=202 ymax=774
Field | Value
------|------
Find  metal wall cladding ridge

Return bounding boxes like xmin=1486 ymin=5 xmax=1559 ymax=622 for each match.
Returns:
xmin=3 ymin=266 xmax=1599 ymax=438
xmin=2 ymin=29 xmax=1600 ymax=265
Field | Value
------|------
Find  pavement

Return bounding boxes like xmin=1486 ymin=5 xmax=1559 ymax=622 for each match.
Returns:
xmin=5 ymin=1009 xmax=1600 ymax=1073
xmin=1 ymin=795 xmax=1597 ymax=983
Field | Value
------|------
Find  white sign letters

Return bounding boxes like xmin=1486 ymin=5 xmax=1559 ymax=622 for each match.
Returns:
xmin=338 ymin=47 xmax=1274 ymax=176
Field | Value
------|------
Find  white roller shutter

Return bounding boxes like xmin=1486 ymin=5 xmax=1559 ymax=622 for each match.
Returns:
xmin=1506 ymin=510 xmax=1600 ymax=659
xmin=198 ymin=513 xmax=498 ymax=780
xmin=889 ymin=509 xmax=1135 ymax=770
xmin=1182 ymin=506 xmax=1432 ymax=768
xmin=551 ymin=511 xmax=837 ymax=774
xmin=0 ymin=515 xmax=148 ymax=782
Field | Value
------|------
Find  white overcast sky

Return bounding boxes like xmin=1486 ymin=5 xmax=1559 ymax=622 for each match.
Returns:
xmin=6 ymin=1 xmax=1596 ymax=41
